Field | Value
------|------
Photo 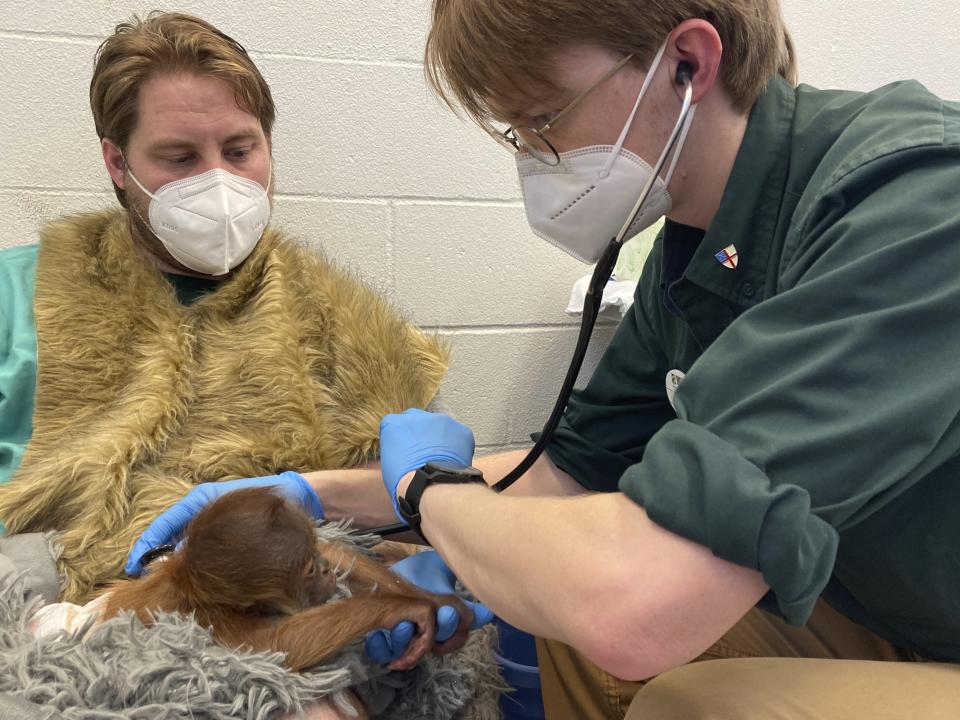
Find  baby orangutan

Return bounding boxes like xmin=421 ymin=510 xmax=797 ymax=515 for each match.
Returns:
xmin=102 ymin=487 xmax=473 ymax=671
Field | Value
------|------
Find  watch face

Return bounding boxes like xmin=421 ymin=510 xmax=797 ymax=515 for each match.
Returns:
xmin=426 ymin=460 xmax=483 ymax=478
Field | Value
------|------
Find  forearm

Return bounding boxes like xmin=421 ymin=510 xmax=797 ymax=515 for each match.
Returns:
xmin=302 ymin=448 xmax=584 ymax=528
xmin=300 ymin=463 xmax=397 ymax=529
xmin=418 ymin=484 xmax=768 ymax=680
xmin=473 ymin=449 xmax=590 ymax=498
xmin=418 ymin=485 xmax=592 ymax=642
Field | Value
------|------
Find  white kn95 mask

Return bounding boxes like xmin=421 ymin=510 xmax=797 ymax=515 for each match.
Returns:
xmin=517 ymin=43 xmax=696 ymax=263
xmin=127 ymin=165 xmax=272 ymax=276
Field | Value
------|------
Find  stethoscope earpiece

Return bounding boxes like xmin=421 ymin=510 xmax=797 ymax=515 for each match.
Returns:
xmin=676 ymin=61 xmax=694 ymax=86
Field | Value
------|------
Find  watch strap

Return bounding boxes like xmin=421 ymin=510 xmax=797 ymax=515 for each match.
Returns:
xmin=397 ymin=462 xmax=485 ymax=543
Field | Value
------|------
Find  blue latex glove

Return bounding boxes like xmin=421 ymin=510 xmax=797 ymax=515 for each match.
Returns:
xmin=379 ymin=408 xmax=475 ymax=519
xmin=364 ymin=550 xmax=494 ymax=664
xmin=124 ymin=471 xmax=323 ymax=577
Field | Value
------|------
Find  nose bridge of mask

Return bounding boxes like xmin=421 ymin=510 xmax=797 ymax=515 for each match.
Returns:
xmin=152 ymin=171 xmax=255 ymax=228
xmin=125 ymin=163 xmax=269 ymax=200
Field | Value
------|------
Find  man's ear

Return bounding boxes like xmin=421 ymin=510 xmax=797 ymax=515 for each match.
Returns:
xmin=101 ymin=138 xmax=126 ymax=189
xmin=666 ymin=19 xmax=723 ymax=104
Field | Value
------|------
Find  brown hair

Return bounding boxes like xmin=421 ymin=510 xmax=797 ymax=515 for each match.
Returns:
xmin=425 ymin=0 xmax=796 ymax=131
xmin=89 ymin=12 xmax=276 ymax=206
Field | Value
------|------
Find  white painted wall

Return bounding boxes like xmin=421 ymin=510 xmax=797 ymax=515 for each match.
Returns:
xmin=1 ymin=1 xmax=958 ymax=451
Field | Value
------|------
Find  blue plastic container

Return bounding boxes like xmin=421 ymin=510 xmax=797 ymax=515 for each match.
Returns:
xmin=493 ymin=617 xmax=546 ymax=720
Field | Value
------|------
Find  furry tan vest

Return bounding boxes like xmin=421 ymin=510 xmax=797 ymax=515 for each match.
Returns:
xmin=0 ymin=211 xmax=447 ymax=602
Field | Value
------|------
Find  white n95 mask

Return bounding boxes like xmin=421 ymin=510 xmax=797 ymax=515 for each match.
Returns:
xmin=517 ymin=43 xmax=696 ymax=264
xmin=127 ymin=166 xmax=271 ymax=276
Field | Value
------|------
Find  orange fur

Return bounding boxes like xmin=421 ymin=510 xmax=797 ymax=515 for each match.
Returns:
xmin=102 ymin=488 xmax=471 ymax=671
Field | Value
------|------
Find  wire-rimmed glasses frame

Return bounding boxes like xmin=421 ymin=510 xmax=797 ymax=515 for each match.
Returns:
xmin=497 ymin=53 xmax=635 ymax=166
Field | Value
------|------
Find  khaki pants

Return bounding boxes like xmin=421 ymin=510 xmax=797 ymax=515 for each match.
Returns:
xmin=536 ymin=600 xmax=960 ymax=719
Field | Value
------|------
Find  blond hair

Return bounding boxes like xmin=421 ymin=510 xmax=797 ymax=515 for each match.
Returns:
xmin=89 ymin=12 xmax=275 ymax=206
xmin=425 ymin=0 xmax=796 ymax=131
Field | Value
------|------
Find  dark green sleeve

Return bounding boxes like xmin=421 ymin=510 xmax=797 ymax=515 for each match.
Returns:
xmin=620 ymin=148 xmax=960 ymax=625
xmin=545 ymin=241 xmax=677 ymax=492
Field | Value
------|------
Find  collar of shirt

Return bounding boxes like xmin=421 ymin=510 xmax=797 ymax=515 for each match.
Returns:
xmin=165 ymin=272 xmax=220 ymax=306
xmin=659 ymin=76 xmax=797 ymax=347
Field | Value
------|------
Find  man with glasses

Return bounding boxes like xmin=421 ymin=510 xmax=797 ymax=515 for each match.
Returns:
xmin=381 ymin=0 xmax=960 ymax=720
xmin=131 ymin=1 xmax=960 ymax=718
xmin=374 ymin=1 xmax=960 ymax=718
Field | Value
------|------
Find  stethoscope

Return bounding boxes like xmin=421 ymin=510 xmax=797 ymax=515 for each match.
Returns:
xmin=369 ymin=63 xmax=695 ymax=537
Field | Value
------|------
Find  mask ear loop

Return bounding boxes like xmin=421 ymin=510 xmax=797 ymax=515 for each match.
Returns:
xmin=120 ymin=153 xmax=159 ymax=201
xmin=118 ymin=153 xmax=165 ymax=246
xmin=600 ymin=42 xmax=668 ymax=179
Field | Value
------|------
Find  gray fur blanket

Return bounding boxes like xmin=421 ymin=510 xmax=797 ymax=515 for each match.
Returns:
xmin=0 ymin=524 xmax=503 ymax=719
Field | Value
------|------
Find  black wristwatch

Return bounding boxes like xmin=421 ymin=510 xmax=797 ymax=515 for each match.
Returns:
xmin=397 ymin=461 xmax=486 ymax=544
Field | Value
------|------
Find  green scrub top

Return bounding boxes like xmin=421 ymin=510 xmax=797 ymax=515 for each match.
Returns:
xmin=0 ymin=245 xmax=38 ymax=491
xmin=545 ymin=76 xmax=960 ymax=662
xmin=0 ymin=242 xmax=219 ymax=494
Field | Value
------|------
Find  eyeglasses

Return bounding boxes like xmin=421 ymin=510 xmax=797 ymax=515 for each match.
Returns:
xmin=497 ymin=54 xmax=635 ymax=167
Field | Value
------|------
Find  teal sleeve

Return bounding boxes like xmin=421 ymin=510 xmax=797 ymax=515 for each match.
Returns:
xmin=544 ymin=243 xmax=677 ymax=492
xmin=0 ymin=245 xmax=38 ymax=502
xmin=620 ymin=150 xmax=960 ymax=625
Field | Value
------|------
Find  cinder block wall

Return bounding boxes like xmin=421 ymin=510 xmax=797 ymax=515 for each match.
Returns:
xmin=1 ymin=1 xmax=958 ymax=451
